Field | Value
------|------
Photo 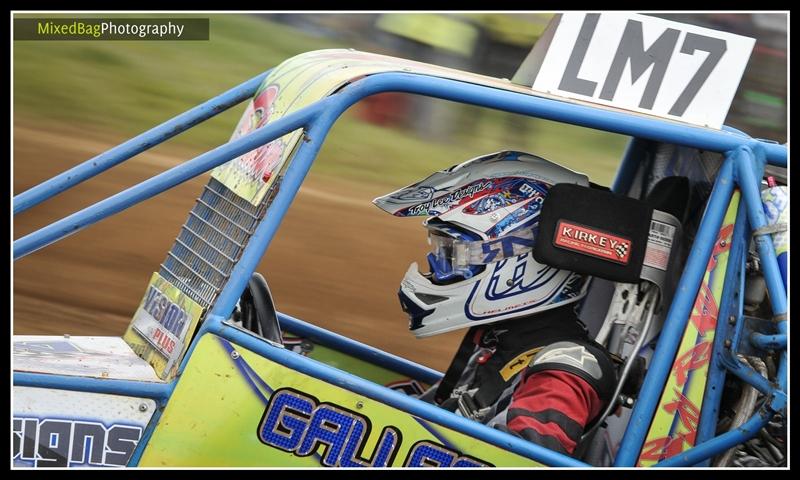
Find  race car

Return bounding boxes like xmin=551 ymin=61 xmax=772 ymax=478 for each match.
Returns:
xmin=13 ymin=13 xmax=787 ymax=468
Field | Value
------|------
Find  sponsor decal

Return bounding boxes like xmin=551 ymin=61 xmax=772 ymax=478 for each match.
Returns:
xmin=638 ymin=194 xmax=738 ymax=466
xmin=139 ymin=335 xmax=541 ymax=467
xmin=485 ymin=199 xmax=543 ymax=238
xmin=211 ymin=83 xmax=288 ymax=206
xmin=499 ymin=347 xmax=544 ymax=382
xmin=553 ymin=220 xmax=632 ymax=265
xmin=403 ymin=441 xmax=489 ymax=468
xmin=644 ymin=219 xmax=676 ymax=271
xmin=393 ymin=186 xmax=437 ymax=202
xmin=465 ymin=253 xmax=581 ymax=321
xmin=480 ymin=234 xmax=537 ymax=264
xmin=399 ymin=180 xmax=493 ymax=217
xmin=462 ymin=179 xmax=547 ymax=216
xmin=13 ymin=417 xmax=141 ymax=468
xmin=258 ymin=388 xmax=490 ymax=467
xmin=639 ymin=390 xmax=702 ymax=462
xmin=136 ymin=283 xmax=191 ymax=356
xmin=123 ymin=272 xmax=205 ymax=380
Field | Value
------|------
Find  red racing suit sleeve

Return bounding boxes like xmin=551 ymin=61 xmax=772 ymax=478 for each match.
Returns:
xmin=505 ymin=369 xmax=602 ymax=455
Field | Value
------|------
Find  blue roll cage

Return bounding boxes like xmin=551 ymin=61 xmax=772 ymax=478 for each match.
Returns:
xmin=13 ymin=67 xmax=788 ymax=468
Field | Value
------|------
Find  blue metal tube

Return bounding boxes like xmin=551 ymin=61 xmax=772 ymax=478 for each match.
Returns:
xmin=731 ymin=274 xmax=748 ymax=352
xmin=199 ymin=73 xmax=789 ymax=326
xmin=694 ymin=203 xmax=749 ymax=463
xmin=159 ymin=74 xmax=787 ymax=467
xmin=750 ymin=333 xmax=787 ymax=350
xmin=734 ymin=148 xmax=788 ymax=316
xmin=653 ymin=408 xmax=772 ymax=467
xmin=12 ymin=72 xmax=789 ymax=261
xmin=13 ymin=98 xmax=328 ymax=260
xmin=10 ymin=60 xmax=790 ymax=470
xmin=13 ymin=71 xmax=270 ymax=215
xmin=734 ymin=146 xmax=788 ymax=394
xmin=613 ymin=157 xmax=736 ymax=466
xmin=205 ymin=113 xmax=339 ymax=322
xmin=13 ymin=371 xmax=172 ymax=400
xmin=721 ymin=125 xmax=751 ymax=138
xmin=203 ymin=319 xmax=587 ymax=467
xmin=12 ymin=70 xmax=789 ymax=466
xmin=278 ymin=312 xmax=443 ymax=385
xmin=777 ymin=350 xmax=787 ymax=393
xmin=175 ymin=84 xmax=589 ymax=465
xmin=718 ymin=348 xmax=776 ymax=396
xmin=175 ymin=112 xmax=339 ymax=375
xmin=654 ymin=146 xmax=788 ymax=467
xmin=364 ymin=73 xmax=787 ymax=166
xmin=774 ymin=314 xmax=787 ymax=394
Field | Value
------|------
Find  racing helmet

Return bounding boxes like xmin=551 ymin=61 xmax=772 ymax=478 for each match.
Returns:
xmin=373 ymin=151 xmax=590 ymax=338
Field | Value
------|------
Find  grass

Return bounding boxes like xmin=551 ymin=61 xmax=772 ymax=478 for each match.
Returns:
xmin=13 ymin=13 xmax=628 ymax=188
xmin=14 ymin=14 xmax=338 ymax=147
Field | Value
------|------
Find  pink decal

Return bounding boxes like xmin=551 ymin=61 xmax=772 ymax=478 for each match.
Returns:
xmin=251 ymin=85 xmax=279 ymax=130
xmin=639 ymin=431 xmax=695 ymax=464
xmin=639 ymin=391 xmax=701 ymax=464
xmin=706 ymin=224 xmax=734 ymax=271
xmin=689 ymin=283 xmax=718 ymax=336
xmin=672 ymin=340 xmax=712 ymax=386
xmin=663 ymin=389 xmax=700 ymax=432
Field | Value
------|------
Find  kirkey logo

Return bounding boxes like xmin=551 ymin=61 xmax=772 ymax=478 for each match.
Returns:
xmin=553 ymin=220 xmax=632 ymax=265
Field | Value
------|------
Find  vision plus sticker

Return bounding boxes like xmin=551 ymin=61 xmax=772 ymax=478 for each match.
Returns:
xmin=553 ymin=220 xmax=632 ymax=265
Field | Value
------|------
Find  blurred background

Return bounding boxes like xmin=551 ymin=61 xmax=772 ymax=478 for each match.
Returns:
xmin=13 ymin=12 xmax=787 ymax=371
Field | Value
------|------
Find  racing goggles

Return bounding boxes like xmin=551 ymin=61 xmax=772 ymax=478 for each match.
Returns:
xmin=426 ymin=222 xmax=537 ymax=281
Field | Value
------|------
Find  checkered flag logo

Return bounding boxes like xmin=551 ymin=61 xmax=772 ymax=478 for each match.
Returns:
xmin=614 ymin=243 xmax=629 ymax=258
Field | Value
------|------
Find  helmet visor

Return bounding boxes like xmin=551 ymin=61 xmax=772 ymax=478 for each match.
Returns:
xmin=425 ymin=223 xmax=538 ymax=281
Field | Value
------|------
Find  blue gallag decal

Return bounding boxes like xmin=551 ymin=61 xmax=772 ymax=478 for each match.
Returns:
xmin=257 ymin=388 xmax=491 ymax=467
xmin=13 ymin=416 xmax=142 ymax=468
xmin=404 ymin=441 xmax=489 ymax=467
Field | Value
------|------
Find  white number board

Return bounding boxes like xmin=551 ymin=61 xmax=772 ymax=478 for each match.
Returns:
xmin=522 ymin=13 xmax=756 ymax=129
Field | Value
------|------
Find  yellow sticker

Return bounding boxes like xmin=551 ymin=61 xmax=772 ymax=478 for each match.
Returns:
xmin=499 ymin=347 xmax=543 ymax=382
xmin=123 ymin=272 xmax=205 ymax=380
xmin=637 ymin=191 xmax=740 ymax=466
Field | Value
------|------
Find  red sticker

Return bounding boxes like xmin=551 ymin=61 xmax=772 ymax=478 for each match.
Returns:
xmin=554 ymin=220 xmax=632 ymax=265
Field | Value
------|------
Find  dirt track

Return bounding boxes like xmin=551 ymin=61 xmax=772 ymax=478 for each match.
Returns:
xmin=13 ymin=122 xmax=463 ymax=372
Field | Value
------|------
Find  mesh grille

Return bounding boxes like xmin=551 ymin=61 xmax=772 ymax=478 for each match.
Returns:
xmin=159 ymin=178 xmax=266 ymax=308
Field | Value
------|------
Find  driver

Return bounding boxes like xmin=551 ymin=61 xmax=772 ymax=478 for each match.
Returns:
xmin=373 ymin=151 xmax=617 ymax=456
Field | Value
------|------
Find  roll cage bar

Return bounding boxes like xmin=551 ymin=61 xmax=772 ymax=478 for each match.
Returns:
xmin=13 ymin=65 xmax=788 ymax=468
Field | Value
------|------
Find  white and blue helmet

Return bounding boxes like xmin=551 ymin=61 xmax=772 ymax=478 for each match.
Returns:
xmin=374 ymin=151 xmax=590 ymax=338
